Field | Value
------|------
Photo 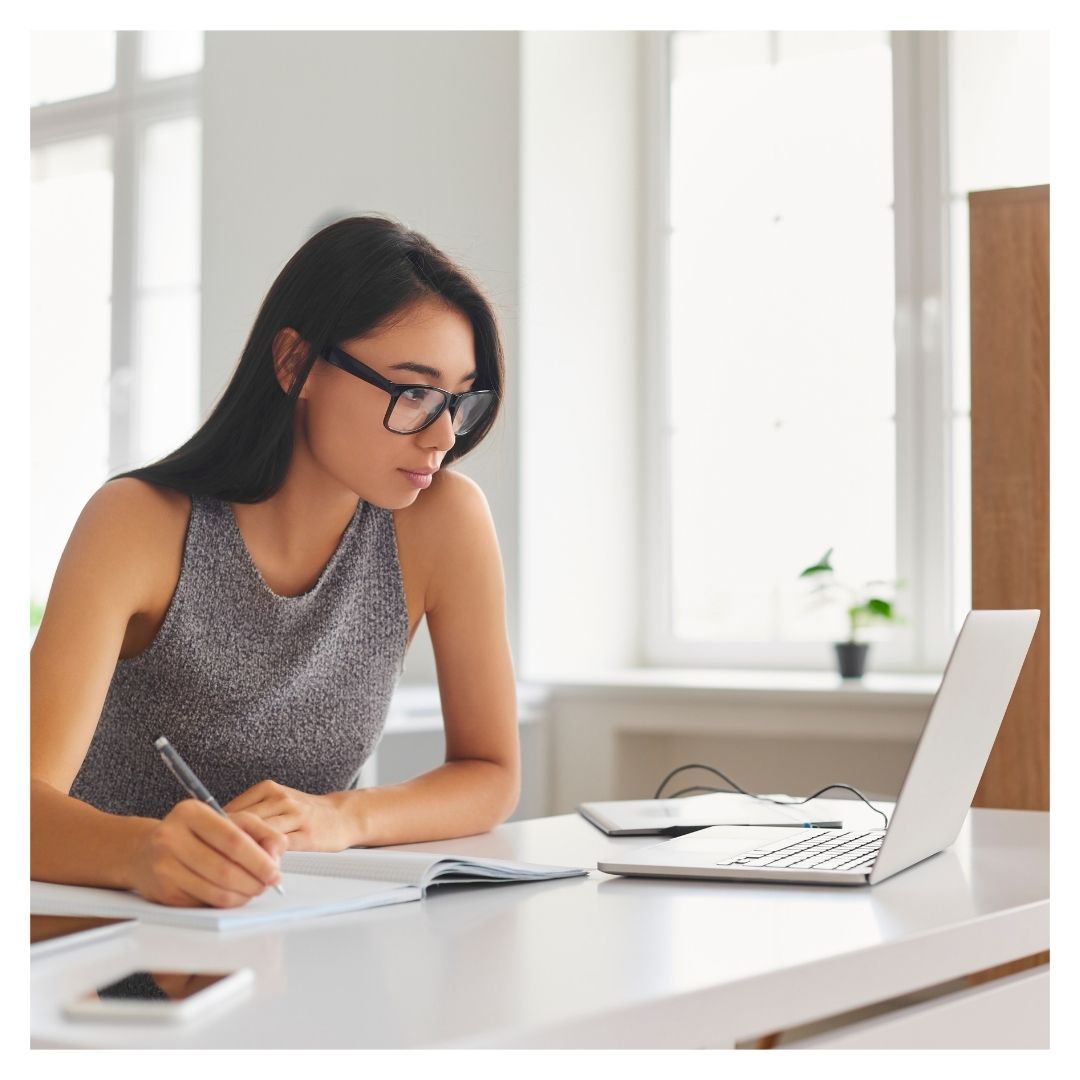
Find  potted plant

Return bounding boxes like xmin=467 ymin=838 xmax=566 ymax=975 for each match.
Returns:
xmin=798 ymin=549 xmax=902 ymax=678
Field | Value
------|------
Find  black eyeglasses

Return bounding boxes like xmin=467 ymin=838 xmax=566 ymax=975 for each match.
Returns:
xmin=322 ymin=345 xmax=497 ymax=436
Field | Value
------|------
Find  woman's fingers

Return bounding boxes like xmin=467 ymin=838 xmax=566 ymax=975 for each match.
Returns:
xmin=130 ymin=801 xmax=286 ymax=907
xmin=231 ymin=809 xmax=292 ymax=858
xmin=179 ymin=802 xmax=283 ymax=890
xmin=164 ymin=853 xmax=257 ymax=909
xmin=223 ymin=779 xmax=283 ymax=814
xmin=251 ymin=813 xmax=304 ymax=848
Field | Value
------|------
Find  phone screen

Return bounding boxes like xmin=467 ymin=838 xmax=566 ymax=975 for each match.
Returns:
xmin=63 ymin=968 xmax=254 ymax=1023
xmin=82 ymin=971 xmax=236 ymax=1004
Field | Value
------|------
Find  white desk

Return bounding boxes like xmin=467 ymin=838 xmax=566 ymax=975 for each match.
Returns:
xmin=30 ymin=802 xmax=1049 ymax=1048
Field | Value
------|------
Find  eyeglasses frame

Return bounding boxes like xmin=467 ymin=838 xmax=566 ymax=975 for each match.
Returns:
xmin=322 ymin=345 xmax=496 ymax=435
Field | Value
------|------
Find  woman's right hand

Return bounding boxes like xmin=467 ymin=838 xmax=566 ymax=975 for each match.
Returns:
xmin=128 ymin=799 xmax=287 ymax=908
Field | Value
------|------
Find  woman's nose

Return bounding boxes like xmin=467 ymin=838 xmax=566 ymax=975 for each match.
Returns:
xmin=421 ymin=406 xmax=457 ymax=452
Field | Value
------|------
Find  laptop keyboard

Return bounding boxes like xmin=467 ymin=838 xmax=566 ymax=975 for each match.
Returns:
xmin=722 ymin=829 xmax=886 ymax=872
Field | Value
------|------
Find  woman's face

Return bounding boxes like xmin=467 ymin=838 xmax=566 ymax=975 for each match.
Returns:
xmin=297 ymin=298 xmax=479 ymax=509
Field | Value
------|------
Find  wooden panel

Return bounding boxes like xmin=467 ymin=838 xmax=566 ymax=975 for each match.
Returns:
xmin=753 ymin=954 xmax=1050 ymax=1048
xmin=969 ymin=185 xmax=1049 ymax=811
xmin=778 ymin=965 xmax=1048 ymax=1049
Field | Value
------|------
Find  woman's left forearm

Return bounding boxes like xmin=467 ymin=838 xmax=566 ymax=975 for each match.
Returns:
xmin=339 ymin=758 xmax=520 ymax=847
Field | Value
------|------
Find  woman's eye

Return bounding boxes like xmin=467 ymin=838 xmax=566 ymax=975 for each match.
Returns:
xmin=401 ymin=387 xmax=429 ymax=404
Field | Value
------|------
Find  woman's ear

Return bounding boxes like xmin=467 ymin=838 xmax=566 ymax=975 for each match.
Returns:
xmin=271 ymin=327 xmax=312 ymax=397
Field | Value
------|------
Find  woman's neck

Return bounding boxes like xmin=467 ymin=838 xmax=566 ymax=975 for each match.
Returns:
xmin=232 ymin=444 xmax=360 ymax=567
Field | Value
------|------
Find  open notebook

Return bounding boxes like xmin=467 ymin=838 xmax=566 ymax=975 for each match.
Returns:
xmin=30 ymin=850 xmax=587 ymax=931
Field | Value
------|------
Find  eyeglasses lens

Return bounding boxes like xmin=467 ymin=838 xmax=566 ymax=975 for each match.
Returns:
xmin=451 ymin=393 xmax=495 ymax=435
xmin=388 ymin=390 xmax=494 ymax=435
xmin=388 ymin=388 xmax=445 ymax=433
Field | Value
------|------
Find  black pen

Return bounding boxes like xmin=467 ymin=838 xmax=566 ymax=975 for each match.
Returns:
xmin=154 ymin=736 xmax=285 ymax=895
xmin=703 ymin=821 xmax=844 ymax=829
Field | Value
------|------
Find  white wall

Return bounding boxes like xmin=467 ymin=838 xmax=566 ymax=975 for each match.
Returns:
xmin=200 ymin=31 xmax=521 ymax=685
xmin=546 ymin=681 xmax=933 ymax=812
xmin=200 ymin=30 xmax=647 ymax=683
xmin=519 ymin=32 xmax=644 ymax=677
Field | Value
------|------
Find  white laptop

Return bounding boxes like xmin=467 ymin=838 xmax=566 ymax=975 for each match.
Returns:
xmin=598 ymin=610 xmax=1039 ymax=887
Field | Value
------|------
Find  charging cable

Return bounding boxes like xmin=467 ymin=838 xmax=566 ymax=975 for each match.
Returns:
xmin=653 ymin=763 xmax=890 ymax=829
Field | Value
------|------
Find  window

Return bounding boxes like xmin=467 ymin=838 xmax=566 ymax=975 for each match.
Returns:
xmin=647 ymin=30 xmax=1048 ymax=672
xmin=30 ymin=32 xmax=204 ymax=626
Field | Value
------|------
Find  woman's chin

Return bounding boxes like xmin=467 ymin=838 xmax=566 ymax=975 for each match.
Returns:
xmin=364 ymin=487 xmax=423 ymax=512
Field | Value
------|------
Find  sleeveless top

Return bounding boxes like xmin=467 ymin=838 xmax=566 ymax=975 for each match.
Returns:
xmin=69 ymin=494 xmax=410 ymax=820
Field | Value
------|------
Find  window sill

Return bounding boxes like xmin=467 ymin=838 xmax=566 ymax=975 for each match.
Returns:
xmin=536 ymin=668 xmax=941 ymax=708
xmin=386 ymin=671 xmax=939 ymax=740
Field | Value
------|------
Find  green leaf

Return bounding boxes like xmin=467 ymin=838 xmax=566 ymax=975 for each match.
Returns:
xmin=798 ymin=548 xmax=834 ymax=578
xmin=866 ymin=598 xmax=894 ymax=618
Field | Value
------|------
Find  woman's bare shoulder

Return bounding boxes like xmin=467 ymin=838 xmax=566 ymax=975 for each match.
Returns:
xmin=394 ymin=468 xmax=491 ymax=542
xmin=395 ymin=468 xmax=494 ymax=578
xmin=86 ymin=477 xmax=191 ymax=538
xmin=71 ymin=479 xmax=192 ymax=603
xmin=392 ymin=469 xmax=497 ymax=601
xmin=38 ymin=477 xmax=193 ymax=643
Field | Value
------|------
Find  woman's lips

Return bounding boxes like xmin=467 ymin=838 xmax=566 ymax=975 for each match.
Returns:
xmin=399 ymin=468 xmax=434 ymax=489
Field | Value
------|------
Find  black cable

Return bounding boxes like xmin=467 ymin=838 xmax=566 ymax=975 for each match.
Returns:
xmin=654 ymin=763 xmax=890 ymax=829
xmin=654 ymin=763 xmax=753 ymax=799
xmin=765 ymin=784 xmax=889 ymax=829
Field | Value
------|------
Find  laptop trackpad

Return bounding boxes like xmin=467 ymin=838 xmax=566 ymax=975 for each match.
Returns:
xmin=654 ymin=825 xmax=807 ymax=860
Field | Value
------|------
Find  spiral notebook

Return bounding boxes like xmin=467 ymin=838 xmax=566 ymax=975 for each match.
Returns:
xmin=30 ymin=849 xmax=587 ymax=931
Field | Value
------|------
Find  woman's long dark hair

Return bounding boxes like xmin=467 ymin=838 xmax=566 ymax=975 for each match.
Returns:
xmin=115 ymin=215 xmax=505 ymax=503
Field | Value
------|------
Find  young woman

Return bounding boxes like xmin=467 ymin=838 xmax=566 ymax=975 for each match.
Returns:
xmin=30 ymin=216 xmax=519 ymax=909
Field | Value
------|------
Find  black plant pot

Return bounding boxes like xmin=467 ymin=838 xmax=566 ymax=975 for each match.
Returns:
xmin=834 ymin=641 xmax=870 ymax=679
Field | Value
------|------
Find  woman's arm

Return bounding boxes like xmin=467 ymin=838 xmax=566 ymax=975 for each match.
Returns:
xmin=227 ymin=470 xmax=520 ymax=847
xmin=32 ymin=480 xmax=285 ymax=904
xmin=354 ymin=469 xmax=520 ymax=844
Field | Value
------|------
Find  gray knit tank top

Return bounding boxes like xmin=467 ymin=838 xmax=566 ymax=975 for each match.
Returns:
xmin=70 ymin=494 xmax=409 ymax=820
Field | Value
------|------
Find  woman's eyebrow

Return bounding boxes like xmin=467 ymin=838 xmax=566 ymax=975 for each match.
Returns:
xmin=389 ymin=361 xmax=477 ymax=385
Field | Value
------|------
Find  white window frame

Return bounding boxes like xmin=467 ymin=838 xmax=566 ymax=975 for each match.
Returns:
xmin=30 ymin=31 xmax=203 ymax=476
xmin=643 ymin=30 xmax=956 ymax=674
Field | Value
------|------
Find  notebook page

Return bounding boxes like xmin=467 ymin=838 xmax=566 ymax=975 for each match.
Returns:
xmin=421 ymin=858 xmax=588 ymax=883
xmin=31 ymin=875 xmax=419 ymax=930
xmin=281 ymin=849 xmax=443 ymax=886
xmin=281 ymin=850 xmax=589 ymax=890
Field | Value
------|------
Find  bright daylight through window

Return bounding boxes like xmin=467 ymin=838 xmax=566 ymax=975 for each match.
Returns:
xmin=30 ymin=31 xmax=204 ymax=631
xmin=657 ymin=30 xmax=1048 ymax=672
xmin=665 ymin=31 xmax=896 ymax=654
